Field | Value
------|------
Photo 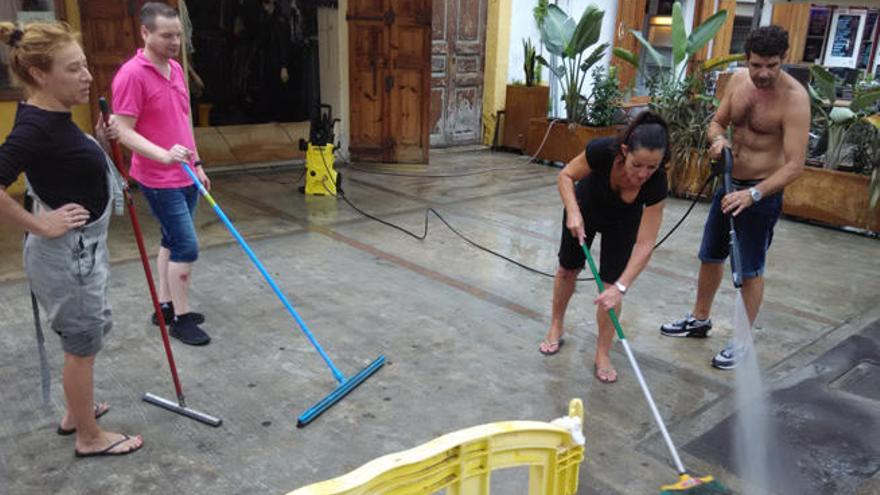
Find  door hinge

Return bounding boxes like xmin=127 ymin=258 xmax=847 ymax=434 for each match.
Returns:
xmin=384 ymin=137 xmax=396 ymax=150
xmin=385 ymin=75 xmax=394 ymax=92
xmin=384 ymin=8 xmax=396 ymax=25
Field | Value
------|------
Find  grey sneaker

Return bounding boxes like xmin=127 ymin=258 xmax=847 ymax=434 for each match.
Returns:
xmin=711 ymin=341 xmax=747 ymax=370
xmin=661 ymin=312 xmax=712 ymax=338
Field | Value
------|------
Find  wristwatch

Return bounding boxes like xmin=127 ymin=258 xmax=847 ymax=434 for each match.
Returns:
xmin=614 ymin=281 xmax=628 ymax=295
xmin=748 ymin=187 xmax=762 ymax=203
xmin=194 ymin=160 xmax=205 ymax=168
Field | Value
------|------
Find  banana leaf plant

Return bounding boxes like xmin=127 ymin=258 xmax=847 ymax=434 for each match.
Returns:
xmin=611 ymin=1 xmax=735 ymax=196
xmin=810 ymin=67 xmax=880 ymax=211
xmin=808 ymin=65 xmax=880 ymax=171
xmin=535 ymin=4 xmax=607 ymax=123
xmin=612 ymin=1 xmax=729 ymax=87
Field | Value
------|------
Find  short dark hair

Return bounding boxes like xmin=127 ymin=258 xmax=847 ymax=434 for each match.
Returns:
xmin=141 ymin=2 xmax=178 ymax=31
xmin=744 ymin=25 xmax=789 ymax=58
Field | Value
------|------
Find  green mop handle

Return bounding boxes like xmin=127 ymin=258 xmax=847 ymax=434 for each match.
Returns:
xmin=580 ymin=243 xmax=626 ymax=340
xmin=579 ymin=242 xmax=690 ymax=475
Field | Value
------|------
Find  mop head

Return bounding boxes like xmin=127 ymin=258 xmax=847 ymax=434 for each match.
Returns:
xmin=296 ymin=355 xmax=385 ymax=428
xmin=143 ymin=393 xmax=223 ymax=427
xmin=660 ymin=473 xmax=732 ymax=494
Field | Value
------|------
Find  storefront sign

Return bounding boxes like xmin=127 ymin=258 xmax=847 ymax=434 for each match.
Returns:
xmin=824 ymin=8 xmax=867 ymax=68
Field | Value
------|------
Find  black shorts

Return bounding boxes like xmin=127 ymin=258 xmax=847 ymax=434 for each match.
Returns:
xmin=558 ymin=201 xmax=641 ymax=283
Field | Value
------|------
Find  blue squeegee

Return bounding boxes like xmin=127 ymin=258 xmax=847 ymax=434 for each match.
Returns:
xmin=180 ymin=163 xmax=385 ymax=427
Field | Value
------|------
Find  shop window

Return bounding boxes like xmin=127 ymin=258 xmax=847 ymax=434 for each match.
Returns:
xmin=803 ymin=7 xmax=832 ymax=64
xmin=729 ymin=0 xmax=765 ymax=55
xmin=800 ymin=7 xmax=880 ymax=100
xmin=730 ymin=16 xmax=753 ymax=54
xmin=856 ymin=12 xmax=878 ymax=70
xmin=0 ymin=0 xmax=65 ymax=99
xmin=186 ymin=0 xmax=320 ymax=126
xmin=635 ymin=0 xmax=676 ymax=94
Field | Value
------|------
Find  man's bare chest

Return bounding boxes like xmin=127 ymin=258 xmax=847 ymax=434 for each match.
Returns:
xmin=729 ymin=89 xmax=784 ymax=136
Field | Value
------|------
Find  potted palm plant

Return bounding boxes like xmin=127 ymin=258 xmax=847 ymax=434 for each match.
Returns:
xmin=612 ymin=1 xmax=733 ymax=197
xmin=783 ymin=68 xmax=880 ymax=232
xmin=524 ymin=3 xmax=615 ymax=164
xmin=502 ymin=38 xmax=550 ymax=151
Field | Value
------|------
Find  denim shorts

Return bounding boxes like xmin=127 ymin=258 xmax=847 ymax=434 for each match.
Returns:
xmin=138 ymin=183 xmax=200 ymax=263
xmin=698 ymin=183 xmax=783 ymax=279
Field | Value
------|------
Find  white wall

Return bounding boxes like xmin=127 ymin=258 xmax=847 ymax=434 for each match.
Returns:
xmin=318 ymin=3 xmax=350 ymax=162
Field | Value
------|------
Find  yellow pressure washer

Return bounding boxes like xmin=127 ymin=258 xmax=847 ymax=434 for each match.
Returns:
xmin=299 ymin=104 xmax=341 ymax=196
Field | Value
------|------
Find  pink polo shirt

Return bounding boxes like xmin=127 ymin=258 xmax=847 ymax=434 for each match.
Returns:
xmin=111 ymin=49 xmax=196 ymax=189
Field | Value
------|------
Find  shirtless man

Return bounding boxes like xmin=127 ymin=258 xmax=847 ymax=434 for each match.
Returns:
xmin=659 ymin=26 xmax=810 ymax=369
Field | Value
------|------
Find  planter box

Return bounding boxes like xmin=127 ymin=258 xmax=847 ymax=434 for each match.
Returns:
xmin=501 ymin=85 xmax=549 ymax=152
xmin=668 ymin=149 xmax=714 ymax=200
xmin=783 ymin=166 xmax=880 ymax=232
xmin=526 ymin=118 xmax=618 ymax=164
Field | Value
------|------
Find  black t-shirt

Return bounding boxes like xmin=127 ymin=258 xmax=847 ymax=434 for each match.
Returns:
xmin=575 ymin=137 xmax=667 ymax=215
xmin=0 ymin=103 xmax=108 ymax=223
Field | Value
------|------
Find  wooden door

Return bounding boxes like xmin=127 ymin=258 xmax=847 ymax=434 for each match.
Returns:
xmin=430 ymin=0 xmax=487 ymax=147
xmin=613 ymin=0 xmax=647 ymax=91
xmin=713 ymin=0 xmax=737 ymax=58
xmin=348 ymin=0 xmax=432 ymax=163
xmin=772 ymin=4 xmax=811 ymax=64
xmin=79 ymin=0 xmax=168 ymax=122
xmin=390 ymin=1 xmax=432 ymax=162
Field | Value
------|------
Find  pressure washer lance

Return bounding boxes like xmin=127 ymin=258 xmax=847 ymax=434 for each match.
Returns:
xmin=98 ymin=97 xmax=221 ymax=427
xmin=580 ymin=243 xmax=731 ymax=495
xmin=722 ymin=147 xmax=744 ymax=288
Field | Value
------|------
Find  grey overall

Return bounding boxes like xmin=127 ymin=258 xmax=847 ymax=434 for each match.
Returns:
xmin=23 ymin=138 xmax=124 ymax=358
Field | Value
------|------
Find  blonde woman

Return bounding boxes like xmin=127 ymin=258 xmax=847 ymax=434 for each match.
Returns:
xmin=0 ymin=22 xmax=143 ymax=457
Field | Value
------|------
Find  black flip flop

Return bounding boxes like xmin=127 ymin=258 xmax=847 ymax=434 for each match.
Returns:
xmin=74 ymin=434 xmax=143 ymax=458
xmin=57 ymin=403 xmax=110 ymax=436
xmin=539 ymin=338 xmax=565 ymax=356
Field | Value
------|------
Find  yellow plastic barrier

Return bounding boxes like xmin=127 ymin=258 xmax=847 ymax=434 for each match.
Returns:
xmin=288 ymin=399 xmax=585 ymax=495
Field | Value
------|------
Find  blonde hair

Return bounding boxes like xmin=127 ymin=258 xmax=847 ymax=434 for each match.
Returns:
xmin=0 ymin=21 xmax=81 ymax=88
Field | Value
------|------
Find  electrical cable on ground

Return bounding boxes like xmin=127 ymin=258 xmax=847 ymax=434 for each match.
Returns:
xmin=319 ymin=149 xmax=715 ymax=283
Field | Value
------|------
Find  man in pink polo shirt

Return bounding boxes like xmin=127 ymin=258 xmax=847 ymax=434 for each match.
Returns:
xmin=113 ymin=2 xmax=211 ymax=346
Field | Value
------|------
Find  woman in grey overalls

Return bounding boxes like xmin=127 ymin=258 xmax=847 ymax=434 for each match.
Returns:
xmin=0 ymin=22 xmax=143 ymax=457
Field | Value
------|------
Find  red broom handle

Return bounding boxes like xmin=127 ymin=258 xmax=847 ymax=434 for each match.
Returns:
xmin=98 ymin=97 xmax=186 ymax=405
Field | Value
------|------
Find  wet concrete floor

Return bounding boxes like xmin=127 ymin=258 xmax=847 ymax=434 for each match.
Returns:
xmin=1 ymin=147 xmax=878 ymax=494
